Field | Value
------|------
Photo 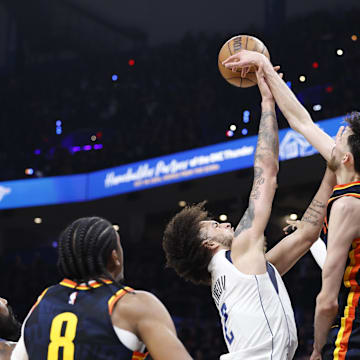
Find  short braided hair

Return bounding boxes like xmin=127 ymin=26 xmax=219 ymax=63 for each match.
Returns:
xmin=57 ymin=217 xmax=121 ymax=288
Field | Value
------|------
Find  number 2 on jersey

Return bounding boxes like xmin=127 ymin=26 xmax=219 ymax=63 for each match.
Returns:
xmin=221 ymin=303 xmax=234 ymax=345
xmin=48 ymin=312 xmax=78 ymax=360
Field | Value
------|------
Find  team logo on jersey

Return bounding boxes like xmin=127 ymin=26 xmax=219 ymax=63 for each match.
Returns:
xmin=68 ymin=291 xmax=78 ymax=305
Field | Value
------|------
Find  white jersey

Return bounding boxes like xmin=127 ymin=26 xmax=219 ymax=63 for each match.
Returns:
xmin=208 ymin=250 xmax=298 ymax=360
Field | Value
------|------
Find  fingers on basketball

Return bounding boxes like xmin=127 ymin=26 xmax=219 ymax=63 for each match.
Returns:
xmin=218 ymin=35 xmax=270 ymax=88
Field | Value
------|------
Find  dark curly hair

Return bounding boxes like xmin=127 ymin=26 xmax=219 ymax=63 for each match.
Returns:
xmin=57 ymin=216 xmax=121 ymax=287
xmin=162 ymin=202 xmax=213 ymax=285
xmin=345 ymin=111 xmax=360 ymax=174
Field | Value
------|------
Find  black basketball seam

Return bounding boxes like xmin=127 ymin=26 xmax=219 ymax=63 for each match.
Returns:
xmin=246 ymin=36 xmax=249 ymax=51
xmin=261 ymin=44 xmax=266 ymax=54
xmin=227 ymin=76 xmax=257 ymax=82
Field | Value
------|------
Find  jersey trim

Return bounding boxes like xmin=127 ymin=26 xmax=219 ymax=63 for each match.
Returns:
xmin=255 ymin=275 xmax=273 ymax=359
xmin=333 ymin=181 xmax=360 ymax=191
xmin=30 ymin=287 xmax=49 ymax=313
xmin=108 ymin=287 xmax=134 ymax=315
xmin=59 ymin=278 xmax=113 ymax=290
xmin=225 ymin=250 xmax=232 ymax=263
xmin=132 ymin=351 xmax=148 ymax=360
xmin=333 ymin=239 xmax=360 ymax=359
xmin=266 ymin=263 xmax=279 ymax=295
xmin=328 ymin=193 xmax=360 ymax=205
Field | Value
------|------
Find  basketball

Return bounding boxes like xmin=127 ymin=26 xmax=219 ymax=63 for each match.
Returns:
xmin=218 ymin=35 xmax=270 ymax=88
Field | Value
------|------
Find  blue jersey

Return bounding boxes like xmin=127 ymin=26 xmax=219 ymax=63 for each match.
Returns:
xmin=23 ymin=279 xmax=147 ymax=360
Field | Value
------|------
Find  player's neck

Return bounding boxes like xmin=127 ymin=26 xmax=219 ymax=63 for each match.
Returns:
xmin=213 ymin=245 xmax=230 ymax=255
xmin=336 ymin=168 xmax=360 ymax=185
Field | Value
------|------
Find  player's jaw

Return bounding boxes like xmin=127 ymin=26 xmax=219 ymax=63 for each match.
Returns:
xmin=200 ymin=220 xmax=234 ymax=249
xmin=328 ymin=126 xmax=353 ymax=172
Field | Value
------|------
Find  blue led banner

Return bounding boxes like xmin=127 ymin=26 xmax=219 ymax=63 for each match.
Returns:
xmin=0 ymin=174 xmax=87 ymax=209
xmin=0 ymin=115 xmax=344 ymax=209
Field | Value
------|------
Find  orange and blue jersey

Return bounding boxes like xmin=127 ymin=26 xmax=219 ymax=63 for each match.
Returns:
xmin=23 ymin=279 xmax=148 ymax=360
xmin=321 ymin=182 xmax=360 ymax=360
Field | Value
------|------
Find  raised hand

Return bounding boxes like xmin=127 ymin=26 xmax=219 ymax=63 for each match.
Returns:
xmin=222 ymin=49 xmax=268 ymax=72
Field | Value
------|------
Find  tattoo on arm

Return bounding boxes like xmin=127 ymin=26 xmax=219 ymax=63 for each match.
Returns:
xmin=301 ymin=198 xmax=326 ymax=226
xmin=234 ymin=109 xmax=278 ymax=237
xmin=234 ymin=200 xmax=255 ymax=237
xmin=234 ymin=167 xmax=265 ymax=236
xmin=254 ymin=111 xmax=279 ymax=164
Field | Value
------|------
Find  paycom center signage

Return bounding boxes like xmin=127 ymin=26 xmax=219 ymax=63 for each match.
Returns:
xmin=0 ymin=116 xmax=344 ymax=209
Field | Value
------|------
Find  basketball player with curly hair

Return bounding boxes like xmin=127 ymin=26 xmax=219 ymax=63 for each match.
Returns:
xmin=163 ymin=69 xmax=336 ymax=360
xmin=223 ymin=50 xmax=360 ymax=360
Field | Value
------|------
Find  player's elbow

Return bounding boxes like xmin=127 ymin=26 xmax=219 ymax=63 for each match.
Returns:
xmin=301 ymin=227 xmax=321 ymax=245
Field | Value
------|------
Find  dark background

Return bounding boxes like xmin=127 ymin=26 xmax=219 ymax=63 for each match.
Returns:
xmin=0 ymin=0 xmax=359 ymax=358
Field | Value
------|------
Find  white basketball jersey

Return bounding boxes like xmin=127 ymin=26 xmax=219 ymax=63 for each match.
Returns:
xmin=208 ymin=250 xmax=298 ymax=360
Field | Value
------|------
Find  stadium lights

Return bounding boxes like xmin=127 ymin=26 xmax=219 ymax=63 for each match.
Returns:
xmin=242 ymin=128 xmax=248 ymax=136
xmin=25 ymin=168 xmax=34 ymax=175
xmin=34 ymin=217 xmax=42 ymax=224
xmin=226 ymin=130 xmax=234 ymax=138
xmin=229 ymin=124 xmax=237 ymax=131
xmin=313 ymin=104 xmax=322 ymax=111
xmin=336 ymin=49 xmax=344 ymax=56
xmin=289 ymin=214 xmax=298 ymax=221
xmin=351 ymin=35 xmax=358 ymax=41
xmin=113 ymin=224 xmax=120 ymax=231
xmin=312 ymin=62 xmax=319 ymax=69
xmin=219 ymin=214 xmax=228 ymax=222
xmin=243 ymin=110 xmax=250 ymax=124
xmin=56 ymin=120 xmax=62 ymax=135
xmin=91 ymin=135 xmax=97 ymax=142
xmin=299 ymin=75 xmax=306 ymax=83
xmin=112 ymin=74 xmax=118 ymax=81
xmin=178 ymin=200 xmax=187 ymax=207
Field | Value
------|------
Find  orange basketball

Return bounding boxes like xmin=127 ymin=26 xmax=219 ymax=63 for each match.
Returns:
xmin=218 ymin=35 xmax=270 ymax=88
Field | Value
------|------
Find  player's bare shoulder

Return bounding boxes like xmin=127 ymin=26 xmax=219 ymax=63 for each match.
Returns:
xmin=112 ymin=290 xmax=171 ymax=327
xmin=0 ymin=341 xmax=16 ymax=360
xmin=332 ymin=195 xmax=360 ymax=215
xmin=331 ymin=196 xmax=360 ymax=235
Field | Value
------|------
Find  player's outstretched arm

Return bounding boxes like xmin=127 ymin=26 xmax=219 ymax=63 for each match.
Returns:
xmin=312 ymin=197 xmax=360 ymax=358
xmin=265 ymin=167 xmax=335 ymax=276
xmin=232 ymin=69 xmax=279 ymax=259
xmin=222 ymin=50 xmax=335 ymax=162
xmin=112 ymin=291 xmax=192 ymax=360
